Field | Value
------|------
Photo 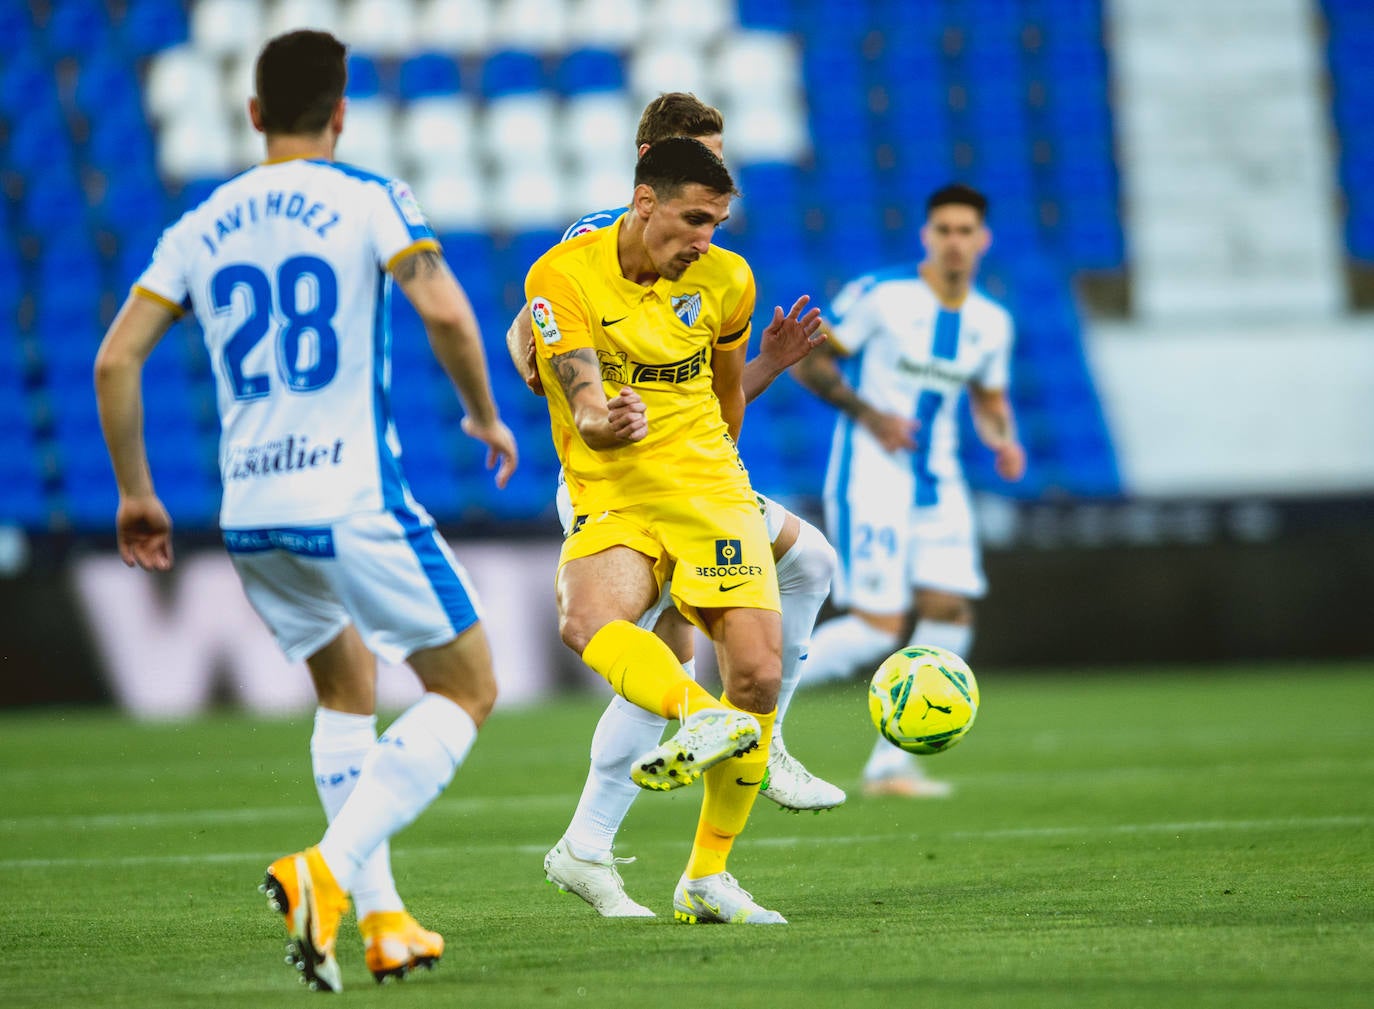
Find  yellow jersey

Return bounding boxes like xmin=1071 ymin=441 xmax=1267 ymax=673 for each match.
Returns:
xmin=525 ymin=213 xmax=756 ymax=512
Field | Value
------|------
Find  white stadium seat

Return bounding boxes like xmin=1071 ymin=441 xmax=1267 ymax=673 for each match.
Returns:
xmin=720 ymin=95 xmax=810 ymax=163
xmin=562 ymin=92 xmax=637 ymax=168
xmin=481 ymin=93 xmax=558 ymax=167
xmin=644 ymin=0 xmax=733 ymax=47
xmin=711 ymin=30 xmax=802 ymax=99
xmin=265 ymin=0 xmax=343 ymax=37
xmin=627 ymin=44 xmax=714 ymax=108
xmin=563 ymin=163 xmax=630 ymax=221
xmin=566 ymin=0 xmax=644 ymax=50
xmin=488 ymin=0 xmax=569 ymax=54
xmin=145 ymin=46 xmax=223 ymax=123
xmin=489 ymin=164 xmax=565 ymax=231
xmin=412 ymin=168 xmax=486 ymax=231
xmin=398 ymin=96 xmax=480 ymax=177
xmin=158 ymin=115 xmax=238 ymax=180
xmin=191 ymin=0 xmax=268 ymax=59
xmin=413 ymin=0 xmax=493 ymax=56
xmin=335 ymin=97 xmax=399 ymax=177
xmin=341 ymin=0 xmax=417 ymax=57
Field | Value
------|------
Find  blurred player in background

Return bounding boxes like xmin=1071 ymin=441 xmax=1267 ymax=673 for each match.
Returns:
xmin=793 ymin=183 xmax=1025 ymax=798
xmin=507 ymin=94 xmax=841 ymax=918
xmin=526 ymin=137 xmax=822 ymax=924
xmin=93 ymin=30 xmax=517 ymax=991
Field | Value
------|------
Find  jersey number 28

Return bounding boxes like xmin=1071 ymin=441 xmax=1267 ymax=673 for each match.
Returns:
xmin=212 ymin=256 xmax=339 ymax=401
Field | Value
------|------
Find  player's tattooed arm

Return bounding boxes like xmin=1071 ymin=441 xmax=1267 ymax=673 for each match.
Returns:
xmin=550 ymin=349 xmax=647 ymax=448
xmin=392 ymin=248 xmax=448 ymax=282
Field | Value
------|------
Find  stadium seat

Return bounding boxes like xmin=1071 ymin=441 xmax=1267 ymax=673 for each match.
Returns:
xmin=45 ymin=0 xmax=111 ymax=59
xmin=265 ymin=0 xmax=342 ymax=39
xmin=344 ymin=53 xmax=384 ymax=99
xmin=190 ymin=0 xmax=265 ymax=59
xmin=565 ymin=0 xmax=643 ymax=49
xmin=341 ymin=0 xmax=417 ymax=57
xmin=487 ymin=0 xmax=569 ymax=53
xmin=563 ymin=164 xmax=631 ymax=222
xmin=722 ymin=98 xmax=810 ymax=164
xmin=398 ymin=53 xmax=462 ymax=100
xmin=334 ymin=98 xmax=399 ymax=178
xmin=628 ymin=44 xmax=712 ymax=107
xmin=157 ymin=115 xmax=237 ymax=181
xmin=398 ymin=95 xmax=478 ymax=170
xmin=145 ymin=46 xmax=222 ymax=123
xmin=481 ymin=92 xmax=557 ymax=167
xmin=562 ymin=92 xmax=636 ymax=168
xmin=644 ymin=0 xmax=734 ymax=46
xmin=413 ymin=0 xmax=492 ymax=55
xmin=412 ymin=168 xmax=484 ymax=232
xmin=712 ymin=31 xmax=801 ymax=98
xmin=489 ymin=166 xmax=566 ymax=232
xmin=117 ymin=0 xmax=190 ymax=59
xmin=480 ymin=50 xmax=546 ymax=98
xmin=556 ymin=49 xmax=624 ymax=96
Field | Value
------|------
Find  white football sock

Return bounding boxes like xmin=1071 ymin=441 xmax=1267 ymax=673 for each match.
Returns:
xmin=562 ymin=658 xmax=695 ymax=862
xmin=771 ymin=520 xmax=835 ymax=744
xmin=863 ymin=619 xmax=975 ymax=781
xmin=804 ymin=613 xmax=899 ymax=686
xmin=907 ymin=619 xmax=973 ymax=658
xmin=311 ymin=707 xmax=403 ymax=917
xmin=317 ymin=692 xmax=477 ymax=892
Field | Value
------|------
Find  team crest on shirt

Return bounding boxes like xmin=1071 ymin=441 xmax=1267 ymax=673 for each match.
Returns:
xmin=387 ymin=181 xmax=427 ymax=227
xmin=567 ymin=223 xmax=598 ymax=237
xmin=531 ymin=296 xmax=561 ymax=345
xmin=671 ymin=292 xmax=702 ymax=326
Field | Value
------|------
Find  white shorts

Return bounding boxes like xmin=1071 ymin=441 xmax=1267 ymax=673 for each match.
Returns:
xmin=824 ymin=475 xmax=985 ymax=613
xmin=224 ymin=508 xmax=484 ymax=665
xmin=555 ymin=472 xmax=790 ymax=631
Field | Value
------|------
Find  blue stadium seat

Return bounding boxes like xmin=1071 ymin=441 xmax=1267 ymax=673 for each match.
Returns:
xmin=117 ymin=0 xmax=189 ymax=59
xmin=72 ymin=48 xmax=142 ymax=121
xmin=480 ymin=50 xmax=545 ymax=98
xmin=0 ymin=51 xmax=58 ymax=121
xmin=7 ymin=112 xmax=76 ymax=181
xmin=398 ymin=53 xmax=462 ymax=100
xmin=555 ymin=49 xmax=623 ymax=95
xmin=45 ymin=0 xmax=111 ymax=59
xmin=345 ymin=54 xmax=384 ymax=99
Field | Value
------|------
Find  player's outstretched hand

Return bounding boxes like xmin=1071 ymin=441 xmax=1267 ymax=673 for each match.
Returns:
xmin=461 ymin=416 xmax=520 ymax=488
xmin=758 ymin=295 xmax=826 ymax=372
xmin=994 ymin=441 xmax=1027 ymax=482
xmin=607 ymin=386 xmax=648 ymax=443
xmin=860 ymin=407 xmax=919 ymax=453
xmin=116 ymin=494 xmax=173 ymax=571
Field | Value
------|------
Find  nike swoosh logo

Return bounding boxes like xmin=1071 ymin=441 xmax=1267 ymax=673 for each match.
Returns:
xmin=718 ymin=581 xmax=749 ymax=592
xmin=600 ymin=315 xmax=627 ymax=327
xmin=736 ymin=777 xmax=763 ymax=787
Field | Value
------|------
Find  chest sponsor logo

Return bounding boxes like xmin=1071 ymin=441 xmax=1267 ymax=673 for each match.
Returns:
xmin=896 ymin=357 xmax=969 ymax=384
xmin=531 ymin=296 xmax=561 ymax=345
xmin=672 ymin=291 xmax=702 ymax=326
xmin=225 ymin=435 xmax=345 ymax=482
xmin=632 ymin=347 xmax=707 ymax=383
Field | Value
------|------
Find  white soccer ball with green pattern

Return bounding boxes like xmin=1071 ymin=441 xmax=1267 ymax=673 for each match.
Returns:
xmin=868 ymin=646 xmax=980 ymax=754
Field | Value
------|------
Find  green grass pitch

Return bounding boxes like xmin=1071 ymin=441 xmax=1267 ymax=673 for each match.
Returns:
xmin=2 ymin=663 xmax=1371 ymax=1009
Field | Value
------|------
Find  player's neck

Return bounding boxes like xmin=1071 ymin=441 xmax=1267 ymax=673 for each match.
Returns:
xmin=918 ymin=261 xmax=971 ymax=308
xmin=616 ymin=217 xmax=660 ymax=287
xmin=262 ymin=131 xmax=336 ymax=165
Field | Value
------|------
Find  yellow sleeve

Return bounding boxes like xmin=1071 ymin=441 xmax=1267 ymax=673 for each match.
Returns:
xmin=525 ymin=253 xmax=594 ymax=360
xmin=715 ymin=260 xmax=756 ymax=348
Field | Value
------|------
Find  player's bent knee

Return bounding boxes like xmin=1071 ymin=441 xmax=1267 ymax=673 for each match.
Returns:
xmin=781 ymin=520 xmax=836 ymax=595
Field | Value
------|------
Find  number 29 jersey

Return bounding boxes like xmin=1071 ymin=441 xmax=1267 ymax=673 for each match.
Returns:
xmin=133 ymin=158 xmax=438 ymax=529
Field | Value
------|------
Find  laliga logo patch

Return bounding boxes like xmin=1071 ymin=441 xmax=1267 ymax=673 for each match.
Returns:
xmin=531 ymin=296 xmax=561 ymax=345
xmin=672 ymin=291 xmax=702 ymax=327
xmin=387 ymin=181 xmax=428 ymax=227
xmin=568 ymin=224 xmax=597 ymax=237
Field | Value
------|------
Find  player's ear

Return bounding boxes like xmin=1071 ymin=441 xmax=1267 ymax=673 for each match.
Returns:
xmin=631 ymin=183 xmax=656 ymax=220
xmin=330 ymin=97 xmax=346 ymax=137
xmin=979 ymin=225 xmax=993 ymax=254
xmin=248 ymin=97 xmax=265 ymax=134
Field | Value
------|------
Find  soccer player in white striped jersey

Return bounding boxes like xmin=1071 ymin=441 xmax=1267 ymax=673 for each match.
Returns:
xmin=505 ymin=94 xmax=843 ymax=918
xmin=793 ymin=183 xmax=1026 ymax=798
xmin=94 ymin=30 xmax=516 ymax=991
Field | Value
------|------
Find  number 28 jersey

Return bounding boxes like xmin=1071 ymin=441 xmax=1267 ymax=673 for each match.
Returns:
xmin=134 ymin=157 xmax=438 ymax=529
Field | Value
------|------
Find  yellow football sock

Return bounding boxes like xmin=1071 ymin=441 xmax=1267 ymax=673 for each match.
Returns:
xmin=582 ymin=620 xmax=717 ymax=721
xmin=686 ymin=700 xmax=776 ymax=879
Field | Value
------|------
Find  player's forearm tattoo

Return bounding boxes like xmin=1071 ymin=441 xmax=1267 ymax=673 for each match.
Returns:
xmin=806 ymin=360 xmax=867 ymax=417
xmin=394 ymin=249 xmax=446 ymax=282
xmin=552 ymin=348 xmax=598 ymax=402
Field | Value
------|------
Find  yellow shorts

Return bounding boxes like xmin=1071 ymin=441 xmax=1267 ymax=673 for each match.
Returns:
xmin=560 ymin=492 xmax=780 ymax=632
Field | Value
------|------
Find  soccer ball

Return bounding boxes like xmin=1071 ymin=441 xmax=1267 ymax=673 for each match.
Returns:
xmin=868 ymin=646 xmax=980 ymax=754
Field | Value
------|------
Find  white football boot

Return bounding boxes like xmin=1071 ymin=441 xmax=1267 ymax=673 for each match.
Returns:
xmin=544 ymin=840 xmax=655 ymax=917
xmin=672 ymin=872 xmax=786 ymax=925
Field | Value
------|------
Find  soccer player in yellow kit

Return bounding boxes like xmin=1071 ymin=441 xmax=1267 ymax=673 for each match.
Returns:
xmin=526 ymin=137 xmax=798 ymax=923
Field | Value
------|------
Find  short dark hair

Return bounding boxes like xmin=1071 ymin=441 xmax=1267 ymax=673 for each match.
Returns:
xmin=636 ymin=92 xmax=725 ymax=148
xmin=634 ymin=136 xmax=738 ymax=201
xmin=927 ymin=183 xmax=989 ymax=219
xmin=254 ymin=30 xmax=347 ymax=135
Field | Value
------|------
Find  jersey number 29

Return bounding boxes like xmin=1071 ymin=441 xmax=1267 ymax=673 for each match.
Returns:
xmin=212 ymin=256 xmax=339 ymax=401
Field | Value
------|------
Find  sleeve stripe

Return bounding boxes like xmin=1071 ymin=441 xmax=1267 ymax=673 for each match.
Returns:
xmin=717 ymin=326 xmax=749 ymax=346
xmin=385 ymin=239 xmax=442 ymax=274
xmin=132 ymin=285 xmax=186 ymax=317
